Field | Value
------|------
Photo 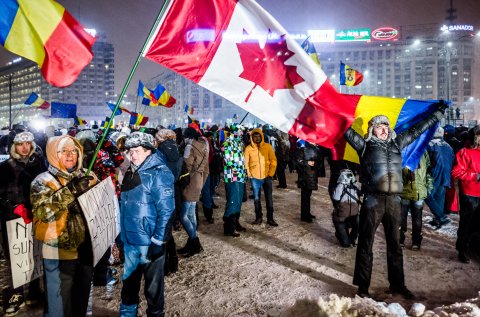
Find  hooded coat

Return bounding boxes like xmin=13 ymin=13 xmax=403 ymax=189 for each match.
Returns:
xmin=120 ymin=151 xmax=175 ymax=246
xmin=31 ymin=135 xmax=97 ymax=260
xmin=0 ymin=140 xmax=46 ymax=220
xmin=344 ymin=111 xmax=442 ymax=195
xmin=244 ymin=128 xmax=277 ymax=179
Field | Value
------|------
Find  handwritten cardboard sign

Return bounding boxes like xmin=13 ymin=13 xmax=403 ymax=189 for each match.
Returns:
xmin=6 ymin=219 xmax=43 ymax=288
xmin=78 ymin=177 xmax=119 ymax=266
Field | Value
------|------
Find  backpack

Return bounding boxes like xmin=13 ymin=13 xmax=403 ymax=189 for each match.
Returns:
xmin=332 ymin=169 xmax=361 ymax=205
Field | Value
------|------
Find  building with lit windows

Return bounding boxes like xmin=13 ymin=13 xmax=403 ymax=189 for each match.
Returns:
xmin=315 ymin=23 xmax=480 ymax=124
xmin=0 ymin=32 xmax=115 ymax=128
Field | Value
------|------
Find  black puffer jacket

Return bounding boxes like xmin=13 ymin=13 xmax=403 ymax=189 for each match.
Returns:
xmin=0 ymin=146 xmax=47 ymax=219
xmin=158 ymin=139 xmax=181 ymax=181
xmin=296 ymin=144 xmax=320 ymax=190
xmin=344 ymin=111 xmax=442 ymax=195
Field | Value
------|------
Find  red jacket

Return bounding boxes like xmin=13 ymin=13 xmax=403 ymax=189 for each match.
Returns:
xmin=451 ymin=147 xmax=480 ymax=197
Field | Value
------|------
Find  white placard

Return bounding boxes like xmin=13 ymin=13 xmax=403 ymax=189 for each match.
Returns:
xmin=6 ymin=218 xmax=43 ymax=288
xmin=77 ymin=177 xmax=119 ymax=266
xmin=0 ymin=155 xmax=9 ymax=163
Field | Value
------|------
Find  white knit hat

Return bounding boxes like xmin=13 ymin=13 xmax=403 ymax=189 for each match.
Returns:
xmin=13 ymin=131 xmax=34 ymax=143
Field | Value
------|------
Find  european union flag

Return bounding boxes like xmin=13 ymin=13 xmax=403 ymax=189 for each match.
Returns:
xmin=51 ymin=102 xmax=77 ymax=118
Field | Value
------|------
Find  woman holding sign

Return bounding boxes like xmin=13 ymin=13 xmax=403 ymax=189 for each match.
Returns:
xmin=30 ymin=135 xmax=97 ymax=317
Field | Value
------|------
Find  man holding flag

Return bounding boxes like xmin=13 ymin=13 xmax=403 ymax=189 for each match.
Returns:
xmin=343 ymin=102 xmax=447 ymax=299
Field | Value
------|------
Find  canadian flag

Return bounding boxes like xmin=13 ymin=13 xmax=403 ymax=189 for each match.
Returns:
xmin=144 ymin=0 xmax=356 ymax=147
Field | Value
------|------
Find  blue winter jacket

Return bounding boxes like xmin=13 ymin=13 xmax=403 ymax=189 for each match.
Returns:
xmin=427 ymin=139 xmax=454 ymax=188
xmin=120 ymin=152 xmax=175 ymax=246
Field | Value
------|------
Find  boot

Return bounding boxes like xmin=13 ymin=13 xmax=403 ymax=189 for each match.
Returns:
xmin=186 ymin=237 xmax=204 ymax=257
xmin=224 ymin=216 xmax=240 ymax=237
xmin=203 ymin=206 xmax=214 ymax=224
xmin=254 ymin=200 xmax=262 ymax=222
xmin=177 ymin=238 xmax=193 ymax=255
xmin=234 ymin=214 xmax=246 ymax=232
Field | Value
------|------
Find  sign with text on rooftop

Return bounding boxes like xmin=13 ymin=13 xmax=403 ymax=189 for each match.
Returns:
xmin=307 ymin=29 xmax=335 ymax=43
xmin=335 ymin=28 xmax=371 ymax=41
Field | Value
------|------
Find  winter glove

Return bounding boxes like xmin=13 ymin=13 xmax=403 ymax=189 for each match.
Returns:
xmin=147 ymin=242 xmax=165 ymax=261
xmin=13 ymin=204 xmax=33 ymax=224
xmin=436 ymin=100 xmax=448 ymax=114
xmin=67 ymin=176 xmax=94 ymax=197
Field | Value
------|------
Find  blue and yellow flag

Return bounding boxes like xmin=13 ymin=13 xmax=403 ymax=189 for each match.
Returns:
xmin=301 ymin=36 xmax=321 ymax=68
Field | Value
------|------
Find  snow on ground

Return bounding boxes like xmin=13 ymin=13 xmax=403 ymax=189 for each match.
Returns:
xmin=1 ymin=172 xmax=480 ymax=316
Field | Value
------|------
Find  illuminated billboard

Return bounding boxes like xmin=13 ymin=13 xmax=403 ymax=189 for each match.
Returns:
xmin=335 ymin=28 xmax=371 ymax=41
xmin=371 ymin=27 xmax=399 ymax=41
xmin=307 ymin=29 xmax=335 ymax=43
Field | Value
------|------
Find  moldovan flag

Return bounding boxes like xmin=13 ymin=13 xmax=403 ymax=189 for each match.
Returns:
xmin=0 ymin=0 xmax=96 ymax=87
xmin=333 ymin=95 xmax=441 ymax=170
xmin=143 ymin=0 xmax=357 ymax=148
xmin=340 ymin=62 xmax=363 ymax=86
xmin=24 ymin=92 xmax=50 ymax=109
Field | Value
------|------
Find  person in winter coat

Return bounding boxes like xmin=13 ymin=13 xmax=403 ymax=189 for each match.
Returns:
xmin=119 ymin=132 xmax=175 ymax=316
xmin=31 ymin=135 xmax=98 ymax=317
xmin=451 ymin=125 xmax=480 ymax=264
xmin=400 ymin=151 xmax=430 ymax=251
xmin=424 ymin=126 xmax=455 ymax=228
xmin=222 ymin=125 xmax=247 ymax=237
xmin=0 ymin=131 xmax=46 ymax=314
xmin=177 ymin=127 xmax=209 ymax=257
xmin=244 ymin=128 xmax=278 ymax=226
xmin=295 ymin=140 xmax=320 ymax=222
xmin=155 ymin=128 xmax=182 ymax=275
xmin=343 ymin=103 xmax=445 ymax=300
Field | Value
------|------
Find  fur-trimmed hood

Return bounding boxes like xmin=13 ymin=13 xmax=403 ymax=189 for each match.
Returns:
xmin=364 ymin=115 xmax=397 ymax=142
xmin=46 ymin=135 xmax=84 ymax=174
xmin=10 ymin=141 xmax=37 ymax=160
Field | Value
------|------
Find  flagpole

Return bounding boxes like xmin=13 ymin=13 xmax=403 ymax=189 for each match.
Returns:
xmin=239 ymin=112 xmax=250 ymax=125
xmin=86 ymin=0 xmax=172 ymax=175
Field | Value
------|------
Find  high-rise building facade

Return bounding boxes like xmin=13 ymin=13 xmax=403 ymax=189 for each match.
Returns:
xmin=316 ymin=23 xmax=480 ymax=124
xmin=0 ymin=32 xmax=115 ymax=128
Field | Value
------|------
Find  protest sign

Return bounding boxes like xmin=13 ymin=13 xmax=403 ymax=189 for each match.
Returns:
xmin=0 ymin=155 xmax=9 ymax=163
xmin=6 ymin=218 xmax=43 ymax=288
xmin=77 ymin=177 xmax=119 ymax=266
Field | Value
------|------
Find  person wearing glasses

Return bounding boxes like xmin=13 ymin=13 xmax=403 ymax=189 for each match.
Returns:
xmin=31 ymin=135 xmax=97 ymax=317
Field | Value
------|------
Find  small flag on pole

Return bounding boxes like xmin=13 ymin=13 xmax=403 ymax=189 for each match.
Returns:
xmin=74 ymin=116 xmax=87 ymax=125
xmin=129 ymin=112 xmax=149 ymax=126
xmin=24 ymin=92 xmax=50 ymax=109
xmin=301 ymin=36 xmax=322 ymax=67
xmin=138 ymin=81 xmax=176 ymax=107
xmin=340 ymin=62 xmax=363 ymax=86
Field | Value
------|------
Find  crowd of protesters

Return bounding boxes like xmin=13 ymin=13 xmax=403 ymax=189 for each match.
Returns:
xmin=0 ymin=110 xmax=479 ymax=315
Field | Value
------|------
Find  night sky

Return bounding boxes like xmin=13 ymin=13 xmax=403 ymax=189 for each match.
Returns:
xmin=1 ymin=0 xmax=479 ymax=98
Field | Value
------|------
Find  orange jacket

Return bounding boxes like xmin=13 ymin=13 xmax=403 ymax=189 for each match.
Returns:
xmin=244 ymin=128 xmax=277 ymax=179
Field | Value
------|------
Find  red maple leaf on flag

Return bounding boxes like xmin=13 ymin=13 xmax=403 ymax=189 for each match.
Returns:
xmin=236 ymin=31 xmax=305 ymax=102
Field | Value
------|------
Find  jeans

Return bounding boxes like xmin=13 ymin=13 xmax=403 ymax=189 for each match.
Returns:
xmin=180 ymin=201 xmax=197 ymax=238
xmin=43 ymin=259 xmax=93 ymax=317
xmin=224 ymin=182 xmax=245 ymax=218
xmin=400 ymin=199 xmax=424 ymax=246
xmin=425 ymin=186 xmax=448 ymax=222
xmin=121 ymin=243 xmax=166 ymax=317
xmin=201 ymin=174 xmax=213 ymax=209
xmin=251 ymin=177 xmax=274 ymax=220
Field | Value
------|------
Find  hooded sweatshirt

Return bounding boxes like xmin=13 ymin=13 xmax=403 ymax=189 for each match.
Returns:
xmin=31 ymin=135 xmax=97 ymax=260
xmin=244 ymin=128 xmax=277 ymax=179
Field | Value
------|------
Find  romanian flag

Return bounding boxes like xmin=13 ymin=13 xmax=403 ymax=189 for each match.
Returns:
xmin=0 ymin=0 xmax=96 ymax=87
xmin=74 ymin=116 xmax=87 ymax=125
xmin=138 ymin=81 xmax=176 ymax=107
xmin=340 ymin=62 xmax=363 ymax=86
xmin=107 ymin=102 xmax=132 ymax=115
xmin=301 ymin=36 xmax=321 ymax=68
xmin=24 ymin=92 xmax=50 ymax=109
xmin=187 ymin=115 xmax=194 ymax=125
xmin=129 ymin=112 xmax=149 ymax=126
xmin=101 ymin=116 xmax=114 ymax=129
xmin=333 ymin=96 xmax=442 ymax=170
xmin=184 ymin=104 xmax=194 ymax=115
